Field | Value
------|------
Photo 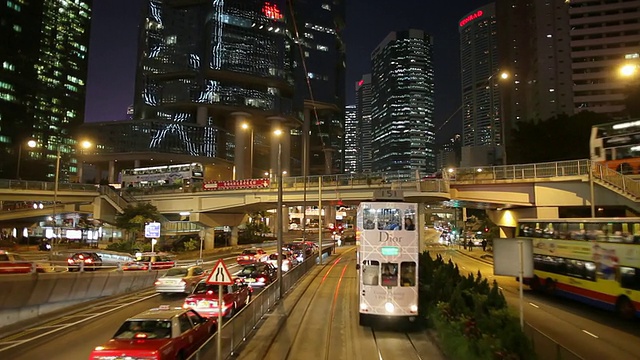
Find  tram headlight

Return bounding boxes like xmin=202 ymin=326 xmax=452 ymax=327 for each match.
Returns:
xmin=410 ymin=305 xmax=418 ymax=313
xmin=360 ymin=303 xmax=368 ymax=311
xmin=384 ymin=302 xmax=394 ymax=313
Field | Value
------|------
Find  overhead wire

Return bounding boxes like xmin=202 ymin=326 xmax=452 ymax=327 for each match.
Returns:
xmin=286 ymin=0 xmax=327 ymax=149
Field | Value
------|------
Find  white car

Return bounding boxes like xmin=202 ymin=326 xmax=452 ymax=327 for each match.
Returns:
xmin=154 ymin=266 xmax=206 ymax=294
xmin=266 ymin=253 xmax=294 ymax=272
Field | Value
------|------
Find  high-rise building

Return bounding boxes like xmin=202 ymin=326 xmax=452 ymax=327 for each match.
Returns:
xmin=371 ymin=30 xmax=436 ymax=177
xmin=436 ymin=134 xmax=461 ymax=170
xmin=496 ymin=0 xmax=573 ymax=164
xmin=459 ymin=4 xmax=501 ymax=152
xmin=343 ymin=104 xmax=357 ymax=173
xmin=0 ymin=0 xmax=92 ymax=181
xmin=568 ymin=0 xmax=640 ymax=118
xmin=355 ymin=74 xmax=373 ymax=173
xmin=290 ymin=0 xmax=346 ymax=176
xmin=85 ymin=0 xmax=301 ymax=181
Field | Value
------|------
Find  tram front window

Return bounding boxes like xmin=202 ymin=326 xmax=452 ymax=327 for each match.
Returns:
xmin=381 ymin=263 xmax=398 ymax=286
xmin=362 ymin=260 xmax=379 ymax=285
xmin=401 ymin=262 xmax=416 ymax=286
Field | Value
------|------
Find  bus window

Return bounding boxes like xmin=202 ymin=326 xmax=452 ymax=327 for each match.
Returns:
xmin=620 ymin=267 xmax=640 ymax=291
xmin=362 ymin=260 xmax=379 ymax=285
xmin=381 ymin=263 xmax=398 ymax=286
xmin=400 ymin=262 xmax=416 ymax=286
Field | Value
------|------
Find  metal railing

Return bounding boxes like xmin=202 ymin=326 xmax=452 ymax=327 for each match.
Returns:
xmin=98 ymin=185 xmax=129 ymax=211
xmin=187 ymin=245 xmax=334 ymax=359
xmin=0 ymin=179 xmax=99 ymax=192
xmin=590 ymin=161 xmax=640 ymax=200
xmin=524 ymin=322 xmax=583 ymax=360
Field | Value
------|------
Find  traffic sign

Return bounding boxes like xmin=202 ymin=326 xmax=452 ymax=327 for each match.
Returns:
xmin=144 ymin=222 xmax=161 ymax=238
xmin=206 ymin=259 xmax=234 ymax=285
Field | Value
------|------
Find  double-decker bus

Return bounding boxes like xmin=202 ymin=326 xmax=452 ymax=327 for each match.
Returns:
xmin=120 ymin=163 xmax=204 ymax=188
xmin=590 ymin=119 xmax=640 ymax=175
xmin=518 ymin=217 xmax=640 ymax=318
xmin=356 ymin=201 xmax=419 ymax=326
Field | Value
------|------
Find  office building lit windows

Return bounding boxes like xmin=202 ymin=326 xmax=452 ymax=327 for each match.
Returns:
xmin=371 ymin=29 xmax=436 ymax=177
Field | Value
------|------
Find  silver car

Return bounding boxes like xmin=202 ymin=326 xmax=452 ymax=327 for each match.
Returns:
xmin=154 ymin=266 xmax=206 ymax=294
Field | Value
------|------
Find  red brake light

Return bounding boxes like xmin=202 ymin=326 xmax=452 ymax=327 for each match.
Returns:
xmin=134 ymin=333 xmax=148 ymax=338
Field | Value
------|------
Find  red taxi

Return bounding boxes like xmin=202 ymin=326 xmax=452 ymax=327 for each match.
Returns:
xmin=235 ymin=247 xmax=268 ymax=265
xmin=89 ymin=306 xmax=214 ymax=360
xmin=182 ymin=278 xmax=251 ymax=319
xmin=122 ymin=253 xmax=175 ymax=271
xmin=0 ymin=250 xmax=45 ymax=274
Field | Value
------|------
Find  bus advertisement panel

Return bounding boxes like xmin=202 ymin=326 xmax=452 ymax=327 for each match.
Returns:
xmin=356 ymin=201 xmax=419 ymax=326
xmin=518 ymin=218 xmax=640 ymax=319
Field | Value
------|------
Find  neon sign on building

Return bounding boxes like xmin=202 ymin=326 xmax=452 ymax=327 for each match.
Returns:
xmin=262 ymin=2 xmax=283 ymax=20
xmin=459 ymin=10 xmax=483 ymax=27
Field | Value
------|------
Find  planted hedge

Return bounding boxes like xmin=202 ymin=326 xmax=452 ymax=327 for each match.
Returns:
xmin=419 ymin=252 xmax=534 ymax=360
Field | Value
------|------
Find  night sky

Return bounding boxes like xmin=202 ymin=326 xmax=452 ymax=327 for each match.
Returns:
xmin=84 ymin=0 xmax=493 ymax=141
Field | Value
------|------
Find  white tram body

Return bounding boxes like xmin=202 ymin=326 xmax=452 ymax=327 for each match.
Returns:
xmin=357 ymin=201 xmax=419 ymax=326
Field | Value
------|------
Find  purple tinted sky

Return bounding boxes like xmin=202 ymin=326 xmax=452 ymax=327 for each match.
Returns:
xmin=84 ymin=0 xmax=492 ymax=140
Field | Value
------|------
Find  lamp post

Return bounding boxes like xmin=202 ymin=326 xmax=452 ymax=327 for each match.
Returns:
xmin=274 ymin=128 xmax=284 ymax=299
xmin=241 ymin=122 xmax=254 ymax=178
xmin=498 ymin=71 xmax=509 ymax=165
xmin=51 ymin=140 xmax=93 ymax=253
xmin=16 ymin=139 xmax=37 ymax=180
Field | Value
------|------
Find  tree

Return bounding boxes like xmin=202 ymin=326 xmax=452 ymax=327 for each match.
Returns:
xmin=510 ymin=111 xmax=610 ymax=164
xmin=623 ymin=83 xmax=640 ymax=118
xmin=115 ymin=202 xmax=162 ymax=244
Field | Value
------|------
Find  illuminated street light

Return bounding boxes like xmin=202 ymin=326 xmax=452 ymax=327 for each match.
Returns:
xmin=620 ymin=64 xmax=637 ymax=77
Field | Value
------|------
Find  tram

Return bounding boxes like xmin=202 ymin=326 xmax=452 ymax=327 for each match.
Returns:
xmin=356 ymin=201 xmax=419 ymax=326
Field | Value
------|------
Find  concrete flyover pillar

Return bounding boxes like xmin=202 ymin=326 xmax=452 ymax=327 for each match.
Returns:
xmin=231 ymin=226 xmax=239 ymax=246
xmin=197 ymin=106 xmax=208 ymax=126
xmin=202 ymin=227 xmax=215 ymax=250
xmin=108 ymin=160 xmax=116 ymax=183
xmin=232 ymin=112 xmax=252 ymax=180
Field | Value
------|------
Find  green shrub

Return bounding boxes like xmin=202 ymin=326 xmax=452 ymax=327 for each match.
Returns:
xmin=420 ymin=251 xmax=534 ymax=360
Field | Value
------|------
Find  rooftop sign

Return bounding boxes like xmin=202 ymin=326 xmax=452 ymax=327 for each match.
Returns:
xmin=459 ymin=10 xmax=483 ymax=27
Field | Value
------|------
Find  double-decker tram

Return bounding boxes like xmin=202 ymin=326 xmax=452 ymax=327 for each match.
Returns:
xmin=518 ymin=217 xmax=640 ymax=319
xmin=356 ymin=201 xmax=419 ymax=326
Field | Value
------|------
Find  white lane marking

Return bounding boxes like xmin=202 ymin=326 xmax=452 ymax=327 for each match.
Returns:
xmin=528 ymin=302 xmax=539 ymax=308
xmin=582 ymin=330 xmax=599 ymax=339
xmin=0 ymin=292 xmax=159 ymax=354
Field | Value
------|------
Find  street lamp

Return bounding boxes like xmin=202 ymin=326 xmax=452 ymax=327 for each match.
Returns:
xmin=52 ymin=140 xmax=93 ymax=253
xmin=489 ymin=71 xmax=510 ymax=165
xmin=241 ymin=122 xmax=254 ymax=178
xmin=274 ymin=128 xmax=284 ymax=299
xmin=16 ymin=139 xmax=37 ymax=179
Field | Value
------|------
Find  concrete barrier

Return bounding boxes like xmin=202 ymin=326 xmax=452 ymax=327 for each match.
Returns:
xmin=0 ymin=270 xmax=161 ymax=329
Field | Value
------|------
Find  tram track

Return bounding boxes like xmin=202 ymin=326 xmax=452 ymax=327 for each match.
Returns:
xmin=258 ymin=249 xmax=355 ymax=360
xmin=370 ymin=327 xmax=425 ymax=360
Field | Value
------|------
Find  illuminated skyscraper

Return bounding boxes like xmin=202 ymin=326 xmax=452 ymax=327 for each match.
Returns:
xmin=355 ymin=74 xmax=373 ymax=173
xmin=371 ymin=30 xmax=436 ymax=177
xmin=0 ymin=0 xmax=92 ymax=181
xmin=128 ymin=0 xmax=299 ymax=179
xmin=344 ymin=104 xmax=357 ymax=173
xmin=459 ymin=4 xmax=500 ymax=150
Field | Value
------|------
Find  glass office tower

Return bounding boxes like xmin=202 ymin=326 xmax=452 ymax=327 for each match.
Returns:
xmin=0 ymin=0 xmax=92 ymax=181
xmin=344 ymin=104 xmax=357 ymax=174
xmin=131 ymin=0 xmax=298 ymax=169
xmin=371 ymin=29 xmax=436 ymax=177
